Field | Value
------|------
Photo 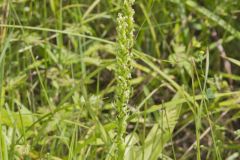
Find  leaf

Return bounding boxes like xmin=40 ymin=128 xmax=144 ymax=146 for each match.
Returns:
xmin=50 ymin=0 xmax=58 ymax=15
xmin=169 ymin=44 xmax=192 ymax=76
xmin=0 ymin=107 xmax=34 ymax=129
xmin=0 ymin=129 xmax=8 ymax=160
xmin=224 ymin=56 xmax=240 ymax=67
xmin=136 ymin=93 xmax=182 ymax=160
xmin=226 ymin=152 xmax=239 ymax=160
xmin=124 ymin=132 xmax=140 ymax=160
xmin=206 ymin=88 xmax=215 ymax=99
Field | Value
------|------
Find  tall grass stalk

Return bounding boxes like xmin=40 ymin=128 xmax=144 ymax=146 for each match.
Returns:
xmin=0 ymin=1 xmax=9 ymax=159
xmin=115 ymin=0 xmax=135 ymax=158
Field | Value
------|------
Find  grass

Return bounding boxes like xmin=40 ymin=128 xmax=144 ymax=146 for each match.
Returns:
xmin=0 ymin=0 xmax=240 ymax=159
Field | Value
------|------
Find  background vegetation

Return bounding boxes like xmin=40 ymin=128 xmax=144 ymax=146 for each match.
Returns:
xmin=0 ymin=0 xmax=240 ymax=159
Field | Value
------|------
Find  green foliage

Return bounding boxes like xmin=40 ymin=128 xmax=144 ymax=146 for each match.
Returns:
xmin=0 ymin=0 xmax=240 ymax=159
